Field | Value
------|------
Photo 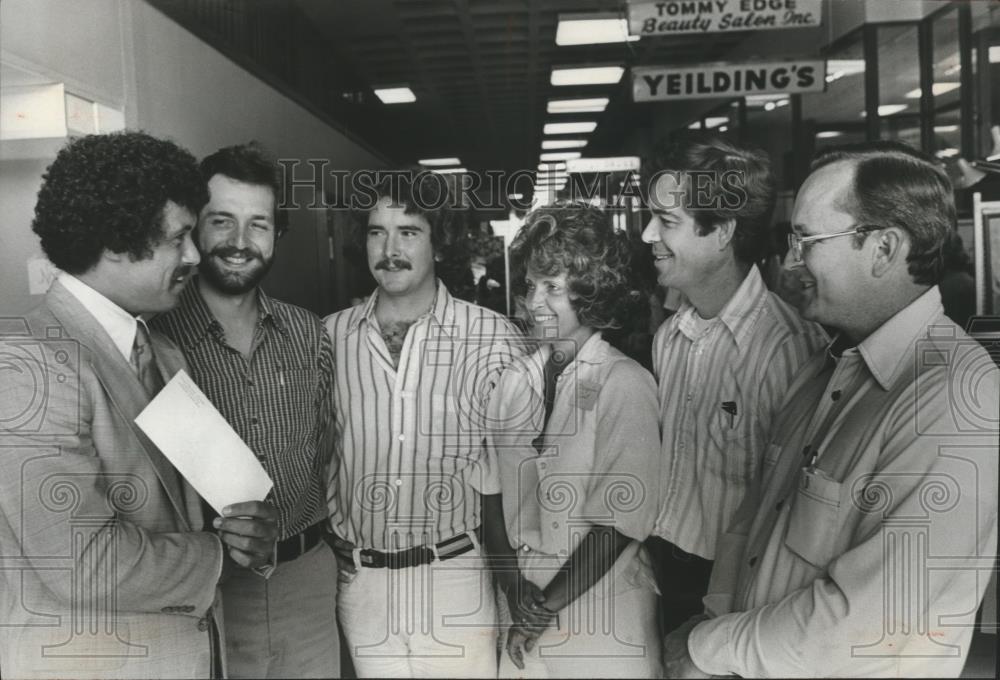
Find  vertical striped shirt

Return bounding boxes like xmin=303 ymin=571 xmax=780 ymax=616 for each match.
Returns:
xmin=151 ymin=281 xmax=335 ymax=539
xmin=652 ymin=265 xmax=827 ymax=559
xmin=323 ymin=280 xmax=523 ymax=551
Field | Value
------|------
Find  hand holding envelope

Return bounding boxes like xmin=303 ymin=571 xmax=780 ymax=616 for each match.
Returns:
xmin=136 ymin=370 xmax=279 ymax=569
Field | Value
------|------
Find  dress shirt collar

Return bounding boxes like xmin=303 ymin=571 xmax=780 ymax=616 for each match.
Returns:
xmin=510 ymin=331 xmax=607 ymax=400
xmin=57 ymin=272 xmax=139 ymax=363
xmin=824 ymin=285 xmax=944 ymax=391
xmin=163 ymin=278 xmax=287 ymax=350
xmin=349 ymin=279 xmax=456 ymax=335
xmin=668 ymin=264 xmax=768 ymax=355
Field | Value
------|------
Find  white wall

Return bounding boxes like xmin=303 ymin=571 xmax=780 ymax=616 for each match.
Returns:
xmin=0 ymin=0 xmax=387 ymax=317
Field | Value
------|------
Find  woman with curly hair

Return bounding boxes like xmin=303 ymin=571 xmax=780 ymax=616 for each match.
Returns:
xmin=483 ymin=201 xmax=662 ymax=678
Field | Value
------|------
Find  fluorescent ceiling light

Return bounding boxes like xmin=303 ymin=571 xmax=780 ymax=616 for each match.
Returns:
xmin=418 ymin=157 xmax=461 ymax=166
xmin=551 ymin=66 xmax=624 ymax=86
xmin=373 ymin=86 xmax=416 ymax=104
xmin=718 ymin=126 xmax=729 ymax=132
xmin=542 ymin=139 xmax=587 ymax=150
xmin=431 ymin=167 xmax=468 ymax=174
xmin=990 ymin=46 xmax=1000 ymax=64
xmin=704 ymin=117 xmax=729 ymax=128
xmin=566 ymin=156 xmax=640 ymax=173
xmin=861 ymin=104 xmax=908 ymax=117
xmin=555 ymin=14 xmax=638 ymax=46
xmin=687 ymin=122 xmax=701 ymax=130
xmin=904 ymin=82 xmax=960 ymax=99
xmin=879 ymin=104 xmax=908 ymax=116
xmin=508 ymin=193 xmax=524 ymax=200
xmin=540 ymin=151 xmax=582 ymax=161
xmin=934 ymin=124 xmax=959 ymax=133
xmin=825 ymin=59 xmax=865 ymax=83
xmin=745 ymin=94 xmax=788 ymax=105
xmin=548 ymin=97 xmax=609 ymax=114
xmin=538 ymin=162 xmax=567 ymax=171
xmin=816 ymin=131 xmax=844 ymax=139
xmin=544 ymin=121 xmax=597 ymax=135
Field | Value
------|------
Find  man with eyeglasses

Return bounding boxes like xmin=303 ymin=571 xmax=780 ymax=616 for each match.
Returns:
xmin=666 ymin=141 xmax=999 ymax=677
xmin=640 ymin=135 xmax=827 ymax=637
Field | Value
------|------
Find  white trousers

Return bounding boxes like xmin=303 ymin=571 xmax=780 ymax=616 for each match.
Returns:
xmin=497 ymin=544 xmax=662 ymax=679
xmin=337 ymin=543 xmax=498 ymax=678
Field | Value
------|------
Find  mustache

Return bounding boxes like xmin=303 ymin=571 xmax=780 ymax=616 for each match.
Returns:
xmin=375 ymin=257 xmax=412 ymax=271
xmin=210 ymin=245 xmax=263 ymax=261
xmin=173 ymin=264 xmax=196 ymax=280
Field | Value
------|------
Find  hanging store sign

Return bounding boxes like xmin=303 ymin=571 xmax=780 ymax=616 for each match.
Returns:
xmin=627 ymin=0 xmax=821 ymax=37
xmin=632 ymin=60 xmax=825 ymax=102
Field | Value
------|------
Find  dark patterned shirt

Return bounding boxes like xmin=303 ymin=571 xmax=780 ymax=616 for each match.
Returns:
xmin=151 ymin=281 xmax=335 ymax=539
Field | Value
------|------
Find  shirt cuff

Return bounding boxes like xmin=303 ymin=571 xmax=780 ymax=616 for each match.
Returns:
xmin=251 ymin=543 xmax=278 ymax=580
xmin=688 ymin=613 xmax=738 ymax=677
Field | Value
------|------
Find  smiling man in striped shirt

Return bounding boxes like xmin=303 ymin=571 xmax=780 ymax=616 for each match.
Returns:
xmin=152 ymin=144 xmax=339 ymax=679
xmin=640 ymin=135 xmax=828 ymax=637
xmin=323 ymin=169 xmax=522 ymax=677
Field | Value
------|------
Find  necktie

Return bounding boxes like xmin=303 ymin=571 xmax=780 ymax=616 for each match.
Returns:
xmin=532 ymin=351 xmax=569 ymax=454
xmin=131 ymin=321 xmax=165 ymax=398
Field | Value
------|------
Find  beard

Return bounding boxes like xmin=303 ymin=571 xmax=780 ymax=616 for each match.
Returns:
xmin=198 ymin=246 xmax=274 ymax=295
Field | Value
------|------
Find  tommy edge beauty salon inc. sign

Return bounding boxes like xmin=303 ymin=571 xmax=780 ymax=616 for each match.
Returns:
xmin=627 ymin=0 xmax=822 ymax=36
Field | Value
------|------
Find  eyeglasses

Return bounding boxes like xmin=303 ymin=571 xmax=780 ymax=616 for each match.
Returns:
xmin=786 ymin=224 xmax=881 ymax=266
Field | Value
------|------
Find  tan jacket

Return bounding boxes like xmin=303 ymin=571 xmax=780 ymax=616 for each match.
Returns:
xmin=0 ymin=280 xmax=225 ymax=679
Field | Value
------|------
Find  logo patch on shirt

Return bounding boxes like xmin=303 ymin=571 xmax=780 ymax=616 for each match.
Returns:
xmin=576 ymin=380 xmax=602 ymax=411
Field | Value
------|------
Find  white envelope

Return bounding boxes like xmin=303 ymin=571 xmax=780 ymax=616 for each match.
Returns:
xmin=135 ymin=369 xmax=273 ymax=514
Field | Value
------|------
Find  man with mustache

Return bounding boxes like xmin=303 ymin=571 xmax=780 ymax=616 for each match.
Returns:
xmin=323 ymin=169 xmax=521 ymax=677
xmin=152 ymin=144 xmax=339 ymax=679
xmin=640 ymin=135 xmax=828 ymax=637
xmin=0 ymin=131 xmax=278 ymax=679
xmin=666 ymin=141 xmax=999 ymax=678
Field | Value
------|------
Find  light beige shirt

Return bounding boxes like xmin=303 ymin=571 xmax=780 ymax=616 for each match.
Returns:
xmin=487 ymin=333 xmax=660 ymax=592
xmin=688 ymin=286 xmax=999 ymax=677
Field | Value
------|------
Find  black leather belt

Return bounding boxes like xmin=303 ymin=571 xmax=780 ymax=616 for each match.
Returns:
xmin=277 ymin=522 xmax=324 ymax=564
xmin=358 ymin=531 xmax=477 ymax=569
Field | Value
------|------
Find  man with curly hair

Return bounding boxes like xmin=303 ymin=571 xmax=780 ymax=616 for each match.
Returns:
xmin=0 ymin=131 xmax=278 ymax=679
xmin=323 ymin=169 xmax=522 ymax=677
xmin=640 ymin=135 xmax=828 ymax=637
xmin=152 ymin=143 xmax=340 ymax=679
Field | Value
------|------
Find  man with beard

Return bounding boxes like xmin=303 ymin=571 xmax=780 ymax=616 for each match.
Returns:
xmin=1 ymin=131 xmax=278 ymax=679
xmin=152 ymin=143 xmax=339 ymax=679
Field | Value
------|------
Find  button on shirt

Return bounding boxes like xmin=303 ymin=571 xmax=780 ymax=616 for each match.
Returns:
xmin=324 ymin=281 xmax=522 ymax=550
xmin=487 ymin=333 xmax=660 ymax=591
xmin=652 ymin=265 xmax=827 ymax=559
xmin=152 ymin=282 xmax=335 ymax=540
xmin=688 ymin=287 xmax=1000 ymax=677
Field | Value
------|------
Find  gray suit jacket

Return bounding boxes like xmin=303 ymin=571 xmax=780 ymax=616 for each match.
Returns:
xmin=0 ymin=280 xmax=225 ymax=679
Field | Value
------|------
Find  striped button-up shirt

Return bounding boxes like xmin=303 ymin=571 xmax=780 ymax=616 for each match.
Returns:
xmin=652 ymin=265 xmax=827 ymax=559
xmin=324 ymin=281 xmax=523 ymax=550
xmin=688 ymin=286 xmax=1000 ymax=677
xmin=151 ymin=281 xmax=335 ymax=539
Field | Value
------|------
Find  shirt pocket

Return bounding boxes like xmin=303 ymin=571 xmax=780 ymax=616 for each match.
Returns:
xmin=706 ymin=406 xmax=754 ymax=483
xmin=785 ymin=467 xmax=842 ymax=569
